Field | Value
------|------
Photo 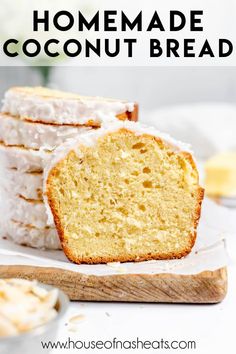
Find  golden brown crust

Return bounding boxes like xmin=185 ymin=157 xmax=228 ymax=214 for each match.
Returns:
xmin=117 ymin=103 xmax=139 ymax=122
xmin=18 ymin=194 xmax=44 ymax=204
xmin=62 ymin=242 xmax=195 ymax=264
xmin=46 ymin=128 xmax=204 ymax=265
xmin=0 ymin=140 xmax=41 ymax=152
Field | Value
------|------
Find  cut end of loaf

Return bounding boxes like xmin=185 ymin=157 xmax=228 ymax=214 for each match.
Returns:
xmin=46 ymin=128 xmax=204 ymax=264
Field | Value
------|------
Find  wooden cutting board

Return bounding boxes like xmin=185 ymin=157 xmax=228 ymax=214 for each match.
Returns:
xmin=0 ymin=265 xmax=227 ymax=303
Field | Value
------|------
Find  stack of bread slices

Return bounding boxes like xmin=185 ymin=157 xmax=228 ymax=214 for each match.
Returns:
xmin=0 ymin=86 xmax=137 ymax=250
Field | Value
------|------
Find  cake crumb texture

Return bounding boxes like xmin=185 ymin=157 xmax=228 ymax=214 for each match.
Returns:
xmin=47 ymin=128 xmax=204 ymax=264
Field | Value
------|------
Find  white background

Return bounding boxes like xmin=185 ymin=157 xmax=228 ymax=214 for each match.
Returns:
xmin=0 ymin=0 xmax=236 ymax=66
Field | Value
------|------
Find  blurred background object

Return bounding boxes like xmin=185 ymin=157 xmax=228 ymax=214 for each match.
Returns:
xmin=204 ymin=152 xmax=236 ymax=208
xmin=1 ymin=66 xmax=236 ymax=111
xmin=0 ymin=0 xmax=93 ymax=84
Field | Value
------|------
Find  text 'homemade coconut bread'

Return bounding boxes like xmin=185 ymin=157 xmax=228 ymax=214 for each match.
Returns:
xmin=46 ymin=121 xmax=204 ymax=264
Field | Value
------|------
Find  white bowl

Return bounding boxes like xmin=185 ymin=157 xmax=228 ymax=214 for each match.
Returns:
xmin=0 ymin=282 xmax=69 ymax=354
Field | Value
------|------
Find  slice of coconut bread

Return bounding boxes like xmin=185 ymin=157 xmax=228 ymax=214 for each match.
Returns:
xmin=2 ymin=87 xmax=138 ymax=126
xmin=46 ymin=122 xmax=204 ymax=264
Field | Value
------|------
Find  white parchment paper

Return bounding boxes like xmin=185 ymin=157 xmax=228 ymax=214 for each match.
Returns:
xmin=0 ymin=198 xmax=235 ymax=276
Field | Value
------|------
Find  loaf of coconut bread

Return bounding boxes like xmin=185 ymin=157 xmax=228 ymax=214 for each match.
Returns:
xmin=0 ymin=86 xmax=203 ymax=264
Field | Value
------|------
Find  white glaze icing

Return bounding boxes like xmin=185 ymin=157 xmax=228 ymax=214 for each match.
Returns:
xmin=2 ymin=87 xmax=135 ymax=125
xmin=0 ymin=113 xmax=91 ymax=150
xmin=6 ymin=195 xmax=49 ymax=228
xmin=0 ymin=143 xmax=50 ymax=172
xmin=0 ymin=169 xmax=43 ymax=200
xmin=3 ymin=219 xmax=60 ymax=250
